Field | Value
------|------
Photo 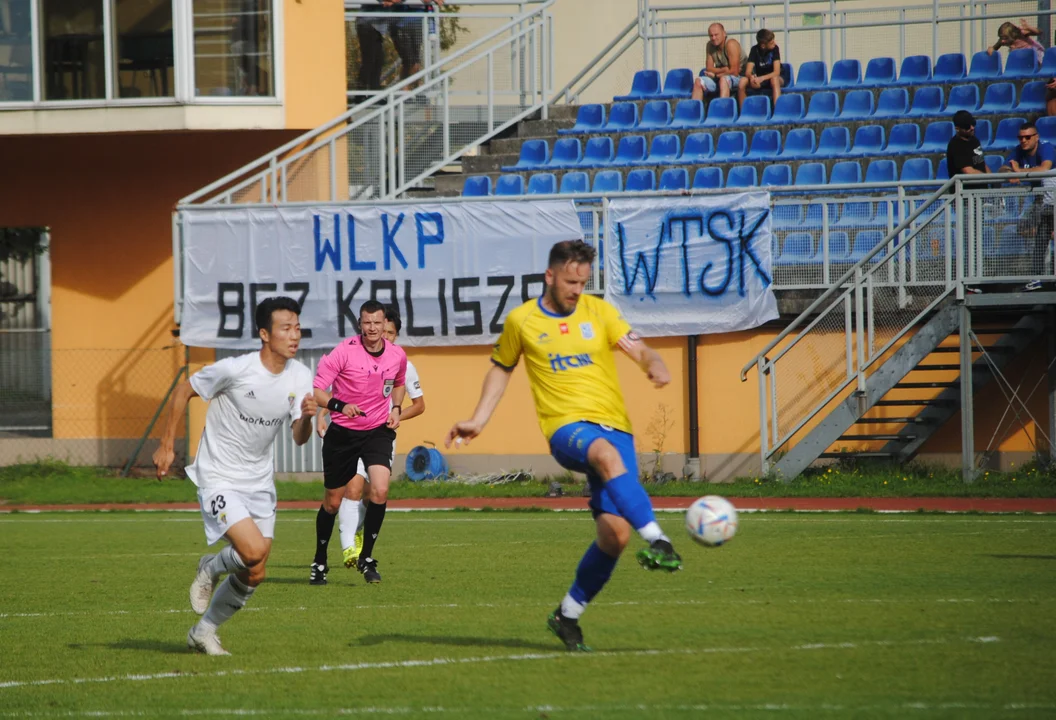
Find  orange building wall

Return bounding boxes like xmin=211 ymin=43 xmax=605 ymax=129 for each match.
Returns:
xmin=283 ymin=0 xmax=348 ymax=130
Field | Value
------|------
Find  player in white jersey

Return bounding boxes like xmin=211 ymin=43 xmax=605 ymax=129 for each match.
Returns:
xmin=154 ymin=297 xmax=317 ymax=655
xmin=316 ymin=306 xmax=426 ymax=577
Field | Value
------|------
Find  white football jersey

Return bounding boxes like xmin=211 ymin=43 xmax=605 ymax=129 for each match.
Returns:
xmin=186 ymin=352 xmax=314 ymax=491
xmin=404 ymin=359 xmax=424 ymax=400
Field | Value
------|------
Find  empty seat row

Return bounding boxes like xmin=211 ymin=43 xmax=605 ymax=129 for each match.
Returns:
xmin=506 ymin=119 xmax=1031 ymax=172
xmin=565 ymin=82 xmax=1046 ymax=136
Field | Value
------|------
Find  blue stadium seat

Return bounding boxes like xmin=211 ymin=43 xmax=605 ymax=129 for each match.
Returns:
xmin=702 ymin=97 xmax=738 ymax=127
xmin=462 ymin=175 xmax=491 ymax=196
xmin=873 ymin=88 xmax=910 ymax=118
xmin=805 ymin=91 xmax=839 ymax=121
xmin=527 ymin=173 xmax=556 ymax=194
xmin=851 ymin=230 xmax=886 ymax=262
xmin=603 ymin=102 xmax=639 ymax=131
xmin=1016 ymin=81 xmax=1046 ymax=112
xmin=871 ymin=201 xmax=901 ymax=228
xmin=831 ymin=160 xmax=863 ymax=186
xmin=659 ymin=167 xmax=689 ymax=191
xmin=737 ymin=95 xmax=772 ymax=125
xmin=802 ymin=203 xmax=839 ymax=229
xmin=1041 ymin=47 xmax=1056 ymax=77
xmin=592 ymin=170 xmax=623 ymax=193
xmin=580 ymin=136 xmax=615 ymax=168
xmin=746 ymin=129 xmax=781 ymax=160
xmin=816 ymin=126 xmax=851 ymax=158
xmin=865 ymin=159 xmax=897 ymax=184
xmin=726 ymin=165 xmax=759 ymax=189
xmin=1002 ymin=48 xmax=1038 ymax=79
xmin=772 ymin=205 xmax=802 ymax=228
xmin=829 ymin=58 xmax=862 ymax=89
xmin=850 ymin=124 xmax=885 ymax=157
xmin=560 ymin=171 xmax=589 ymax=194
xmin=839 ymin=89 xmax=874 ymax=121
xmin=897 ymin=54 xmax=932 ymax=84
xmin=638 ymin=133 xmax=681 ymax=165
xmin=979 ymin=82 xmax=1015 ymax=113
xmin=494 ymin=174 xmax=525 ymax=196
xmin=975 ymin=118 xmax=993 ymax=148
xmin=546 ymin=137 xmax=582 ymax=169
xmin=677 ymin=132 xmax=714 ymax=163
xmin=614 ymin=135 xmax=647 ymax=164
xmin=791 ymin=61 xmax=827 ymax=91
xmin=761 ymin=164 xmax=792 ymax=188
xmin=779 ymin=127 xmax=816 ymax=160
xmin=502 ymin=139 xmax=548 ymax=171
xmin=795 ymin=162 xmax=827 ymax=186
xmin=990 ymin=117 xmax=1026 ymax=151
xmin=984 ymin=155 xmax=1004 ymax=174
xmin=692 ymin=167 xmax=723 ymax=189
xmin=861 ymin=57 xmax=896 ymax=87
xmin=936 ymin=158 xmax=949 ymax=180
xmin=834 ymin=201 xmax=873 ymax=228
xmin=932 ymin=53 xmax=967 ymax=83
xmin=968 ymin=50 xmax=1001 ymax=79
xmin=884 ymin=123 xmax=921 ymax=155
xmin=712 ymin=131 xmax=748 ymax=161
xmin=615 ymin=69 xmax=661 ymax=101
xmin=777 ymin=232 xmax=816 ymax=264
xmin=900 ymin=157 xmax=933 ymax=185
xmin=626 ymin=169 xmax=656 ymax=192
xmin=908 ymin=86 xmax=943 ymax=117
xmin=559 ymin=104 xmax=605 ymax=135
xmin=780 ymin=63 xmax=794 ymax=90
xmin=670 ymin=99 xmax=705 ymax=129
xmin=638 ymin=100 xmax=673 ymax=130
xmin=825 ymin=231 xmax=852 ymax=261
xmin=658 ymin=68 xmax=695 ymax=98
xmin=920 ymin=121 xmax=954 ymax=153
xmin=945 ymin=84 xmax=980 ymax=113
xmin=770 ymin=93 xmax=805 ymax=123
xmin=1038 ymin=116 xmax=1056 ymax=145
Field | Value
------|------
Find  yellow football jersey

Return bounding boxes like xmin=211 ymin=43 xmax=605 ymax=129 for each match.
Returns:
xmin=491 ymin=294 xmax=634 ymax=440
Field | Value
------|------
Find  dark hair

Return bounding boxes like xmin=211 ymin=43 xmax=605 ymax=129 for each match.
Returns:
xmin=756 ymin=28 xmax=775 ymax=43
xmin=255 ymin=296 xmax=301 ymax=336
xmin=359 ymin=299 xmax=386 ymax=318
xmin=548 ymin=239 xmax=597 ymax=269
xmin=1020 ymin=120 xmax=1037 ymax=133
xmin=384 ymin=305 xmax=402 ymax=334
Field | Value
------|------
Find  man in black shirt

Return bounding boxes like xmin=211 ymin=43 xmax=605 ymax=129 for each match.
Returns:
xmin=946 ymin=110 xmax=987 ymax=178
xmin=737 ymin=28 xmax=783 ymax=106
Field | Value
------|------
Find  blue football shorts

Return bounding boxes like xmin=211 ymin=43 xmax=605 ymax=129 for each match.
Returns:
xmin=549 ymin=421 xmax=640 ymax=519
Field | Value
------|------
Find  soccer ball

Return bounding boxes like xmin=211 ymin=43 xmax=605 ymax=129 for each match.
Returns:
xmin=685 ymin=495 xmax=738 ymax=547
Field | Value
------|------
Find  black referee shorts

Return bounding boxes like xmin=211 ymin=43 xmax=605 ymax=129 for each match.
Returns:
xmin=322 ymin=423 xmax=397 ymax=490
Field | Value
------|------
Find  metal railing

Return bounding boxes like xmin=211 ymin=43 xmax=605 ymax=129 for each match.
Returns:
xmin=181 ymin=1 xmax=553 ymax=205
xmin=740 ymin=172 xmax=1056 ymax=476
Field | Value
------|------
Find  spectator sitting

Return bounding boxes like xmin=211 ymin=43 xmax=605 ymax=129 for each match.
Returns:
xmin=738 ymin=28 xmax=782 ymax=107
xmin=691 ymin=23 xmax=742 ymax=101
xmin=998 ymin=120 xmax=1055 ymax=289
xmin=946 ymin=110 xmax=987 ymax=177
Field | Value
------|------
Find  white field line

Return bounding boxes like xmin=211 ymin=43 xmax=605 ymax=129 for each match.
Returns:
xmin=0 ymin=596 xmax=1047 ymax=621
xmin=0 ymin=636 xmax=1001 ymax=691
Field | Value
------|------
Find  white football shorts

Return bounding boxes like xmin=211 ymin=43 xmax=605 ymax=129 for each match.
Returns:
xmin=198 ymin=486 xmax=277 ymax=545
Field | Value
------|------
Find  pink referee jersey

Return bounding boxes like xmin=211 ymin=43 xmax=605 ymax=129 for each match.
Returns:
xmin=313 ymin=336 xmax=407 ymax=431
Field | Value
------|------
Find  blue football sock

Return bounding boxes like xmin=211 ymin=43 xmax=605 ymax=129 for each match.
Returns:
xmin=562 ymin=542 xmax=618 ymax=619
xmin=603 ymin=470 xmax=657 ymax=531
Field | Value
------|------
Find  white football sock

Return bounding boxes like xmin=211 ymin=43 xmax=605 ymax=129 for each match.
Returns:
xmin=338 ymin=498 xmax=361 ymax=550
xmin=638 ymin=521 xmax=669 ymax=544
xmin=207 ymin=545 xmax=246 ymax=577
xmin=356 ymin=500 xmax=367 ymax=532
xmin=560 ymin=593 xmax=586 ymax=620
xmin=201 ymin=574 xmax=255 ymax=631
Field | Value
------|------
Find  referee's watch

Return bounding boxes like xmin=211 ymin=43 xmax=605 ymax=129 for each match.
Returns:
xmin=392 ymin=406 xmax=402 ymax=415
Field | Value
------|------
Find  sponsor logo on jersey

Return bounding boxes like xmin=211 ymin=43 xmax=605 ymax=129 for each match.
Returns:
xmin=548 ymin=352 xmax=594 ymax=372
xmin=237 ymin=412 xmax=286 ymax=427
xmin=244 ymin=391 xmax=256 ymax=399
xmin=537 ymin=332 xmax=551 ymax=344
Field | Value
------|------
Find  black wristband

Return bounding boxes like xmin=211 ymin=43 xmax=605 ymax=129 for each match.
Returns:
xmin=327 ymin=398 xmax=346 ymax=413
xmin=392 ymin=405 xmax=402 ymax=415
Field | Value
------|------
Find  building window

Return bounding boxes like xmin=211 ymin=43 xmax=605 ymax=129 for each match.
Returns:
xmin=0 ymin=0 xmax=34 ymax=101
xmin=115 ymin=0 xmax=174 ymax=98
xmin=42 ymin=0 xmax=106 ymax=100
xmin=193 ymin=0 xmax=274 ymax=97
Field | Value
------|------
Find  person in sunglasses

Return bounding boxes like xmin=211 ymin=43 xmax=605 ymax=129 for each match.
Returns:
xmin=999 ymin=120 xmax=1055 ymax=289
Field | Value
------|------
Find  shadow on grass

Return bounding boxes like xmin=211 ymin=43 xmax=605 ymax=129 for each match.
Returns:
xmin=355 ymin=633 xmax=562 ymax=652
xmin=986 ymin=554 xmax=1056 ymax=560
xmin=69 ymin=638 xmax=188 ymax=654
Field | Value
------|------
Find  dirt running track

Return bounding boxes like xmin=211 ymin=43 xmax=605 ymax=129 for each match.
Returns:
xmin=2 ymin=497 xmax=1055 ymax=513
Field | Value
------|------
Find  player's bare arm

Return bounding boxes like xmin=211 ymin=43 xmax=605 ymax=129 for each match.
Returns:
xmin=386 ymin=384 xmax=407 ymax=429
xmin=400 ymin=394 xmax=426 ymax=421
xmin=153 ymin=379 xmax=200 ymax=480
xmin=617 ymin=332 xmax=670 ymax=388
xmin=445 ymin=364 xmax=513 ymax=447
xmin=313 ymin=387 xmax=364 ymax=419
xmin=291 ymin=393 xmax=318 ymax=446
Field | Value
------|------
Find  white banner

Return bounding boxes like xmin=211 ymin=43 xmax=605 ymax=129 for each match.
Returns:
xmin=179 ymin=201 xmax=584 ymax=348
xmin=605 ymin=193 xmax=779 ymax=336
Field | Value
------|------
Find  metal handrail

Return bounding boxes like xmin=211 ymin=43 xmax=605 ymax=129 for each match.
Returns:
xmin=181 ymin=0 xmax=555 ymax=206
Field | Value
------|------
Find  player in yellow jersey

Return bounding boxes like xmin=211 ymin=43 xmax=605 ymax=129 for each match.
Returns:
xmin=445 ymin=239 xmax=682 ymax=652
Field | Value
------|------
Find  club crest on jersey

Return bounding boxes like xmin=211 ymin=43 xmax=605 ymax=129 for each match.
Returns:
xmin=559 ymin=323 xmax=569 ymax=334
xmin=580 ymin=322 xmax=594 ymax=340
xmin=288 ymin=393 xmax=296 ymax=407
xmin=383 ymin=379 xmax=395 ymax=398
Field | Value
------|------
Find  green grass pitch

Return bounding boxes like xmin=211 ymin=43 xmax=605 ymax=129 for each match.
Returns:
xmin=1 ymin=510 xmax=1055 ymax=718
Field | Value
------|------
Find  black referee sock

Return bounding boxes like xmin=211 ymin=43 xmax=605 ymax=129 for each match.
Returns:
xmin=314 ymin=504 xmax=337 ymax=566
xmin=359 ymin=502 xmax=387 ymax=560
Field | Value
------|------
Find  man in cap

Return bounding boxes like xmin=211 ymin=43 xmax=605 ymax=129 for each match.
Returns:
xmin=946 ymin=110 xmax=987 ymax=177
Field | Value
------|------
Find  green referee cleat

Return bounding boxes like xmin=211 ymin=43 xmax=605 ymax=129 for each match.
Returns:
xmin=636 ymin=539 xmax=683 ymax=572
xmin=547 ymin=609 xmax=591 ymax=652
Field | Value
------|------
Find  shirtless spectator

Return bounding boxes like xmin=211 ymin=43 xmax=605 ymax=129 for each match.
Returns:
xmin=691 ymin=23 xmax=743 ymax=101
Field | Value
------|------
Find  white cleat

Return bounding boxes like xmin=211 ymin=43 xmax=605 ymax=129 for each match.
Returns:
xmin=187 ymin=622 xmax=230 ymax=656
xmin=189 ymin=553 xmax=218 ymax=615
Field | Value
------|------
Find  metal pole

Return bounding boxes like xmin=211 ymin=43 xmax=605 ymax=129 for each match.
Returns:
xmin=959 ymin=302 xmax=975 ymax=482
xmin=1048 ymin=307 xmax=1056 ymax=466
xmin=686 ymin=334 xmax=701 ymax=481
xmin=758 ymin=357 xmax=769 ymax=476
xmin=121 ymin=364 xmax=188 ymax=478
